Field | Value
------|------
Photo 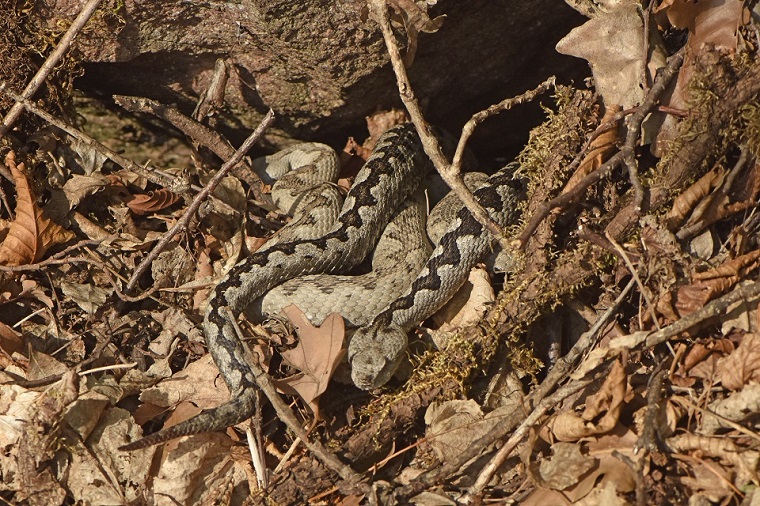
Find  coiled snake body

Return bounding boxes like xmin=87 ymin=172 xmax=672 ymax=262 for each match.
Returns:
xmin=121 ymin=124 xmax=519 ymax=450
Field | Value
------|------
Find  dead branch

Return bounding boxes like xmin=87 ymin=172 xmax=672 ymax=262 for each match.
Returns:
xmin=621 ymin=49 xmax=684 ymax=210
xmin=0 ymin=84 xmax=190 ymax=194
xmin=369 ymin=0 xmax=551 ymax=250
xmin=113 ymin=95 xmax=272 ymax=208
xmin=124 ymin=110 xmax=275 ymax=295
xmin=452 ymin=77 xmax=557 ymax=171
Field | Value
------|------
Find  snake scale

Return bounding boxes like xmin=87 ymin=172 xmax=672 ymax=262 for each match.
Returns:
xmin=120 ymin=124 xmax=519 ymax=450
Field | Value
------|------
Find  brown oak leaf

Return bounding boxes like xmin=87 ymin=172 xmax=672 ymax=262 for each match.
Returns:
xmin=0 ymin=152 xmax=75 ymax=266
xmin=273 ymin=305 xmax=346 ymax=416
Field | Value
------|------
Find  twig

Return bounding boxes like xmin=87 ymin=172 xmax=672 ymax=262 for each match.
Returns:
xmin=517 ymin=151 xmax=624 ymax=247
xmin=193 ymin=58 xmax=229 ymax=121
xmin=225 ymin=309 xmax=367 ymax=492
xmin=605 ymin=231 xmax=661 ymax=330
xmin=621 ymin=49 xmax=685 ymax=210
xmin=0 ymin=238 xmax=102 ymax=269
xmin=0 ymin=254 xmax=158 ymax=303
xmin=369 ymin=0 xmax=525 ymax=250
xmin=5 ymin=334 xmax=116 ymax=388
xmin=124 ymin=109 xmax=275 ymax=296
xmin=671 ymin=397 xmax=760 ymax=443
xmin=0 ymin=84 xmax=189 ymax=194
xmin=634 ymin=364 xmax=667 ymax=454
xmin=575 ymin=281 xmax=760 ymax=374
xmin=113 ymin=95 xmax=272 ymax=208
xmin=452 ymin=77 xmax=556 ymax=172
xmin=0 ymin=0 xmax=104 ymax=138
xmin=611 ymin=449 xmax=647 ymax=506
xmin=245 ymin=393 xmax=268 ymax=490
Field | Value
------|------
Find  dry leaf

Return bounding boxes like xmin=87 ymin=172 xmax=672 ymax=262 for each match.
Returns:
xmin=701 ymin=383 xmax=760 ymax=434
xmin=549 ymin=359 xmax=627 ymax=441
xmin=0 ymin=152 xmax=75 ymax=265
xmin=430 ymin=266 xmax=494 ymax=332
xmin=662 ymin=0 xmax=748 ymax=146
xmin=0 ymin=321 xmax=24 ymax=357
xmin=525 ymin=430 xmax=639 ymax=506
xmin=556 ymin=4 xmax=661 ymax=109
xmin=536 ymin=442 xmax=596 ymax=490
xmin=666 ymin=0 xmax=745 ymax=51
xmin=423 ymin=399 xmax=506 ymax=463
xmin=665 ymin=165 xmax=725 ymax=230
xmin=386 ymin=0 xmax=445 ymax=65
xmin=127 ymin=189 xmax=182 ymax=215
xmin=719 ymin=333 xmax=760 ymax=390
xmin=60 ymin=281 xmax=112 ymax=315
xmin=273 ymin=305 xmax=346 ymax=416
xmin=563 ymin=105 xmax=622 ymax=194
xmin=570 ymin=430 xmax=640 ymax=501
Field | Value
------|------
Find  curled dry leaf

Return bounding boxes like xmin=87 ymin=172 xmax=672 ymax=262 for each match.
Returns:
xmin=386 ymin=0 xmax=445 ymax=65
xmin=673 ymin=251 xmax=760 ymax=317
xmin=549 ymin=359 xmax=628 ymax=441
xmin=668 ymin=433 xmax=759 ymax=488
xmin=0 ymin=152 xmax=75 ymax=266
xmin=127 ymin=189 xmax=183 ymax=216
xmin=666 ymin=165 xmax=725 ymax=230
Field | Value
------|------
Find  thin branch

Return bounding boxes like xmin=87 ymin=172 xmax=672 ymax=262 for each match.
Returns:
xmin=369 ymin=0 xmax=531 ymax=250
xmin=113 ymin=94 xmax=273 ymax=208
xmin=0 ymin=84 xmax=190 ymax=194
xmin=517 ymin=151 xmax=624 ymax=247
xmin=452 ymin=77 xmax=556 ymax=171
xmin=605 ymin=230 xmax=661 ymax=331
xmin=225 ymin=309 xmax=368 ymax=492
xmin=622 ymin=49 xmax=685 ymax=210
xmin=124 ymin=110 xmax=275 ymax=296
xmin=0 ymin=0 xmax=104 ymax=138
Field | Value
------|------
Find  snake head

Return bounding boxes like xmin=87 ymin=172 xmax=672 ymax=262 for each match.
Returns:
xmin=348 ymin=324 xmax=408 ymax=390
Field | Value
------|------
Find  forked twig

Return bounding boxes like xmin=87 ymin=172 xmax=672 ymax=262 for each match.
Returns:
xmin=369 ymin=0 xmax=553 ymax=250
xmin=124 ymin=110 xmax=275 ymax=295
xmin=622 ymin=49 xmax=685 ymax=210
xmin=517 ymin=48 xmax=685 ymax=248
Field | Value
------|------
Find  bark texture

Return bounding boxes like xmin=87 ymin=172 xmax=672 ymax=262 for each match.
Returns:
xmin=49 ymin=0 xmax=585 ymax=146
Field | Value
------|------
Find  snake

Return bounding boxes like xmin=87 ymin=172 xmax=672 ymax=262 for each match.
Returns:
xmin=120 ymin=124 xmax=519 ymax=450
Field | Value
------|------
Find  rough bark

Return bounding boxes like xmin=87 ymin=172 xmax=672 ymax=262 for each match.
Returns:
xmin=43 ymin=0 xmax=586 ymax=147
